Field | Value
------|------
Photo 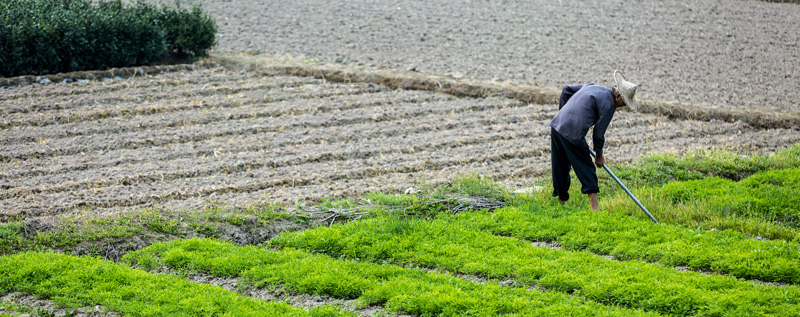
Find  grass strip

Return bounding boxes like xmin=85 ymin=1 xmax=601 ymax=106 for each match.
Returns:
xmin=0 ymin=251 xmax=353 ymax=317
xmin=270 ymin=214 xmax=800 ymax=316
xmin=459 ymin=203 xmax=800 ymax=284
xmin=125 ymin=238 xmax=657 ymax=316
xmin=0 ymin=202 xmax=300 ymax=256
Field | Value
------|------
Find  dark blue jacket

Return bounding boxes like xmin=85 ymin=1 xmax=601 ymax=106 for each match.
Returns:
xmin=549 ymin=83 xmax=616 ymax=157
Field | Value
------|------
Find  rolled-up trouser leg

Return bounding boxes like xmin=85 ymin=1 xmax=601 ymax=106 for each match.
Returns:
xmin=562 ymin=138 xmax=599 ymax=195
xmin=550 ymin=128 xmax=572 ymax=201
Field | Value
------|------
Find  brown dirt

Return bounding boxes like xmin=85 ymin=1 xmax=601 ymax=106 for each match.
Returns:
xmin=2 ymin=56 xmax=799 ymax=223
xmin=143 ymin=0 xmax=800 ymax=115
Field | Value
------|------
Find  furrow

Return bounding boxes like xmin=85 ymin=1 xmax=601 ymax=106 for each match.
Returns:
xmin=0 ymin=68 xmax=259 ymax=109
xmin=0 ymin=79 xmax=380 ymax=132
xmin=0 ymin=93 xmax=517 ymax=162
xmin=0 ymin=122 xmax=553 ymax=199
xmin=72 ymin=155 xmax=553 ymax=216
xmin=1 ymin=142 xmax=553 ymax=218
xmin=0 ymin=83 xmax=391 ymax=144
xmin=0 ymin=101 xmax=550 ymax=181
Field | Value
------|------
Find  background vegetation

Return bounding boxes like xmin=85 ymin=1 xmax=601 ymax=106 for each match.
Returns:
xmin=0 ymin=0 xmax=217 ymax=77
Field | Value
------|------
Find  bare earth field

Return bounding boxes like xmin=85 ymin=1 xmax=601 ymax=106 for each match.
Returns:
xmin=184 ymin=0 xmax=800 ymax=113
xmin=2 ymin=59 xmax=799 ymax=221
xmin=2 ymin=0 xmax=800 ymax=222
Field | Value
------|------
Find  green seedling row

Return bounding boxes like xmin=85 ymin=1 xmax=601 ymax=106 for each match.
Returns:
xmin=608 ymin=143 xmax=800 ymax=188
xmin=457 ymin=205 xmax=800 ymax=284
xmin=271 ymin=214 xmax=800 ymax=316
xmin=125 ymin=238 xmax=656 ymax=316
xmin=663 ymin=168 xmax=800 ymax=227
xmin=0 ymin=251 xmax=354 ymax=317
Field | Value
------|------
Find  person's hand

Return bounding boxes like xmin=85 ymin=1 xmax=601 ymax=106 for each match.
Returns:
xmin=595 ymin=154 xmax=605 ymax=168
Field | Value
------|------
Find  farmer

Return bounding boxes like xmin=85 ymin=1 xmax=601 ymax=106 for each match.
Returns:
xmin=549 ymin=70 xmax=639 ymax=210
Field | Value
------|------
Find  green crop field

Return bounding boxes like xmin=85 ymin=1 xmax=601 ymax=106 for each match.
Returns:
xmin=2 ymin=143 xmax=800 ymax=316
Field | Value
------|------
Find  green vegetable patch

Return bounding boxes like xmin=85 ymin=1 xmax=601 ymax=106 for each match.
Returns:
xmin=125 ymin=238 xmax=655 ymax=316
xmin=663 ymin=168 xmax=800 ymax=227
xmin=455 ymin=206 xmax=800 ymax=284
xmin=271 ymin=214 xmax=800 ymax=316
xmin=0 ymin=251 xmax=353 ymax=316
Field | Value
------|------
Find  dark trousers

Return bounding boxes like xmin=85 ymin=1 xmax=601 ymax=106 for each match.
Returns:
xmin=550 ymin=127 xmax=599 ymax=201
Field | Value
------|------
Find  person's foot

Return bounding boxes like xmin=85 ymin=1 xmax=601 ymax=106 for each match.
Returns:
xmin=557 ymin=199 xmax=566 ymax=206
xmin=588 ymin=193 xmax=599 ymax=210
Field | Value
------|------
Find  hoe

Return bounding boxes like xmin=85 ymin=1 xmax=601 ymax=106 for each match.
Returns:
xmin=589 ymin=148 xmax=659 ymax=223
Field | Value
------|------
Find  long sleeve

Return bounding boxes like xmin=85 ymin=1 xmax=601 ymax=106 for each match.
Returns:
xmin=551 ymin=84 xmax=616 ymax=150
xmin=591 ymin=97 xmax=616 ymax=157
xmin=558 ymin=84 xmax=584 ymax=110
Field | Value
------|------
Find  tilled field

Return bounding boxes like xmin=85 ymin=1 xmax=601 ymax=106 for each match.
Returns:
xmin=2 ymin=63 xmax=799 ymax=221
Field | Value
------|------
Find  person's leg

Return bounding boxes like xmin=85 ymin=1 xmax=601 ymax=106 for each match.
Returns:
xmin=550 ymin=128 xmax=571 ymax=203
xmin=587 ymin=192 xmax=599 ymax=210
xmin=562 ymin=140 xmax=600 ymax=209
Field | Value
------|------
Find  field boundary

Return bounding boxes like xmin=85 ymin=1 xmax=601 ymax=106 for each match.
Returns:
xmin=3 ymin=54 xmax=796 ymax=129
xmin=220 ymin=54 xmax=799 ymax=130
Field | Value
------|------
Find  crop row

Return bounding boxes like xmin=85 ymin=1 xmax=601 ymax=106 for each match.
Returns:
xmin=663 ymin=168 xmax=800 ymax=227
xmin=125 ymin=238 xmax=654 ymax=316
xmin=270 ymin=214 xmax=800 ymax=316
xmin=0 ymin=251 xmax=354 ymax=316
xmin=454 ymin=204 xmax=800 ymax=284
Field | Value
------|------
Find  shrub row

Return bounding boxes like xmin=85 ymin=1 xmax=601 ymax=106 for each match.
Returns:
xmin=270 ymin=214 xmax=800 ymax=316
xmin=0 ymin=251 xmax=353 ymax=316
xmin=125 ymin=238 xmax=654 ymax=316
xmin=456 ymin=206 xmax=800 ymax=284
xmin=663 ymin=168 xmax=800 ymax=227
xmin=0 ymin=0 xmax=216 ymax=77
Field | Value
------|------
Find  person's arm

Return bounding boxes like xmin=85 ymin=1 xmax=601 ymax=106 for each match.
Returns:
xmin=592 ymin=98 xmax=615 ymax=160
xmin=558 ymin=84 xmax=584 ymax=110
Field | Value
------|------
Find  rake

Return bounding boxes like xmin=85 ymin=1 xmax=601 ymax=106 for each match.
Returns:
xmin=589 ymin=149 xmax=659 ymax=223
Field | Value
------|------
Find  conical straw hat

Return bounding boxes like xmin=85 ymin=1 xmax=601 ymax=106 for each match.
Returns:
xmin=614 ymin=70 xmax=639 ymax=112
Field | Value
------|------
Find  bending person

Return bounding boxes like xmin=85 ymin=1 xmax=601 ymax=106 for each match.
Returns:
xmin=549 ymin=71 xmax=639 ymax=210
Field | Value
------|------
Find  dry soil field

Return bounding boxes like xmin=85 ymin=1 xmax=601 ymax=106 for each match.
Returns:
xmin=2 ymin=0 xmax=800 ymax=222
xmin=2 ymin=56 xmax=799 ymax=222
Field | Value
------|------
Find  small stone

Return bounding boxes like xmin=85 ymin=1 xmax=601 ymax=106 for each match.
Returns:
xmin=38 ymin=78 xmax=52 ymax=84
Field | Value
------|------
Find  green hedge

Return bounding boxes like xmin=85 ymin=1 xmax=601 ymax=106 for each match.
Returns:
xmin=0 ymin=0 xmax=217 ymax=77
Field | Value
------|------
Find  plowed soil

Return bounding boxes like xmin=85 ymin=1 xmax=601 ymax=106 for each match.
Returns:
xmin=2 ymin=64 xmax=799 ymax=221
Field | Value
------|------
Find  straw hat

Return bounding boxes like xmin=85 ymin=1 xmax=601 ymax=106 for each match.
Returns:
xmin=613 ymin=70 xmax=639 ymax=112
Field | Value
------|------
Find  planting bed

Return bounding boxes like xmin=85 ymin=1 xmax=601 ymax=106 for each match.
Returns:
xmin=2 ymin=60 xmax=799 ymax=222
